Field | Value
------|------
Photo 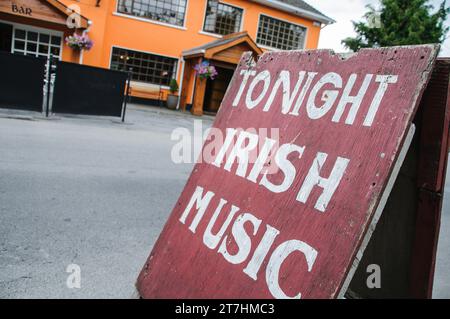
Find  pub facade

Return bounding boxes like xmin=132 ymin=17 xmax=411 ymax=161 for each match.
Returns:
xmin=0 ymin=0 xmax=333 ymax=115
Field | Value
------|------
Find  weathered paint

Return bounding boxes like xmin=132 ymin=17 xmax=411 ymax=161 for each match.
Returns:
xmin=341 ymin=60 xmax=450 ymax=299
xmin=137 ymin=46 xmax=438 ymax=299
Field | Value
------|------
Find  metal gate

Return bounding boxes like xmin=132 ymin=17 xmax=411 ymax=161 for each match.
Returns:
xmin=0 ymin=52 xmax=46 ymax=112
xmin=52 ymin=61 xmax=127 ymax=117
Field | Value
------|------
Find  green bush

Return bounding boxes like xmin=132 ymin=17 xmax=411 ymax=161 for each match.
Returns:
xmin=169 ymin=79 xmax=179 ymax=94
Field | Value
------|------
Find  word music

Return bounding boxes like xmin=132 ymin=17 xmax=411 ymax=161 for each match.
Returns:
xmin=180 ymin=186 xmax=318 ymax=300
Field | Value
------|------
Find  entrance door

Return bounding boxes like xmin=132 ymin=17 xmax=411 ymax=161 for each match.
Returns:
xmin=0 ymin=22 xmax=12 ymax=53
xmin=204 ymin=66 xmax=235 ymax=114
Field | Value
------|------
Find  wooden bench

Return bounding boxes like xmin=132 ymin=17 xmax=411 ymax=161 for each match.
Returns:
xmin=129 ymin=82 xmax=164 ymax=105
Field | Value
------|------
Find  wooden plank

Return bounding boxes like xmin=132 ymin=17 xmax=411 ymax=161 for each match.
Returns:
xmin=416 ymin=59 xmax=450 ymax=192
xmin=340 ymin=125 xmax=416 ymax=298
xmin=137 ymin=46 xmax=438 ymax=299
xmin=0 ymin=0 xmax=67 ymax=26
xmin=212 ymin=43 xmax=256 ymax=65
xmin=46 ymin=0 xmax=89 ymax=28
xmin=341 ymin=60 xmax=450 ymax=299
xmin=191 ymin=76 xmax=206 ymax=116
xmin=410 ymin=59 xmax=450 ymax=298
xmin=346 ymin=124 xmax=421 ymax=298
xmin=179 ymin=59 xmax=193 ymax=111
xmin=410 ymin=189 xmax=444 ymax=298
xmin=204 ymin=32 xmax=263 ymax=59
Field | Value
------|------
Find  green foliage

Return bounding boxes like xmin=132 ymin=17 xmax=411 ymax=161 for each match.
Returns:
xmin=169 ymin=78 xmax=179 ymax=94
xmin=342 ymin=0 xmax=449 ymax=52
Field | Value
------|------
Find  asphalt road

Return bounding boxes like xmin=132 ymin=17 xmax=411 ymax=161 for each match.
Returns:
xmin=0 ymin=105 xmax=448 ymax=298
xmin=0 ymin=106 xmax=211 ymax=298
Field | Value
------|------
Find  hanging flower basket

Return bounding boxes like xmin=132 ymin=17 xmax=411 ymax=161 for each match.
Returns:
xmin=194 ymin=60 xmax=218 ymax=80
xmin=65 ymin=33 xmax=94 ymax=51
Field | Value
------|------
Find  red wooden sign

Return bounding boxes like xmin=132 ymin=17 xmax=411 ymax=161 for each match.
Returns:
xmin=137 ymin=45 xmax=438 ymax=299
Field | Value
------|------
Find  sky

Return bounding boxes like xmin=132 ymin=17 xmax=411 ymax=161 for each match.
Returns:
xmin=308 ymin=0 xmax=450 ymax=56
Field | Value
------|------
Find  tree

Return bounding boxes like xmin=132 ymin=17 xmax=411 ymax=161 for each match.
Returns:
xmin=342 ymin=0 xmax=449 ymax=52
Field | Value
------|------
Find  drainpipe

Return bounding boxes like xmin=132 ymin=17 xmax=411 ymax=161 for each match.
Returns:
xmin=79 ymin=47 xmax=84 ymax=64
xmin=79 ymin=20 xmax=93 ymax=65
xmin=176 ymin=57 xmax=186 ymax=110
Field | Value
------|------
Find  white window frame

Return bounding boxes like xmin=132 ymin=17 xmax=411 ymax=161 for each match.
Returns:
xmin=201 ymin=0 xmax=245 ymax=37
xmin=256 ymin=13 xmax=308 ymax=51
xmin=114 ymin=0 xmax=189 ymax=30
xmin=109 ymin=45 xmax=180 ymax=89
xmin=0 ymin=20 xmax=63 ymax=59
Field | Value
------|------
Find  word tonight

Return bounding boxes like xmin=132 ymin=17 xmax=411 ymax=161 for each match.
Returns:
xmin=232 ymin=69 xmax=398 ymax=127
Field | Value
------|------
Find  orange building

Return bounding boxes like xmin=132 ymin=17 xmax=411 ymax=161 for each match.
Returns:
xmin=0 ymin=0 xmax=333 ymax=115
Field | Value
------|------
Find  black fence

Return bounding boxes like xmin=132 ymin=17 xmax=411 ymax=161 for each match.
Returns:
xmin=0 ymin=52 xmax=129 ymax=118
xmin=0 ymin=52 xmax=46 ymax=112
xmin=52 ymin=61 xmax=128 ymax=117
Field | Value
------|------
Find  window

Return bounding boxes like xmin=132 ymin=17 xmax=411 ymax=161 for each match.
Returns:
xmin=117 ymin=0 xmax=187 ymax=27
xmin=12 ymin=27 xmax=62 ymax=58
xmin=256 ymin=15 xmax=307 ymax=50
xmin=203 ymin=0 xmax=243 ymax=36
xmin=110 ymin=47 xmax=178 ymax=86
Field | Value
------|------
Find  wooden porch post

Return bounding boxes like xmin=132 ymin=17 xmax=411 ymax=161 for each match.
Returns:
xmin=192 ymin=77 xmax=206 ymax=116
xmin=191 ymin=57 xmax=205 ymax=116
xmin=179 ymin=59 xmax=193 ymax=112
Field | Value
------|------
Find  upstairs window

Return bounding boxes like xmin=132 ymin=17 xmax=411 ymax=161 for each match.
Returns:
xmin=203 ymin=0 xmax=243 ymax=36
xmin=110 ymin=47 xmax=178 ymax=86
xmin=256 ymin=15 xmax=307 ymax=50
xmin=117 ymin=0 xmax=187 ymax=27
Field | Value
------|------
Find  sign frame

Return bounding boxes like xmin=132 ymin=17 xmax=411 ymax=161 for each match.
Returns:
xmin=137 ymin=45 xmax=448 ymax=299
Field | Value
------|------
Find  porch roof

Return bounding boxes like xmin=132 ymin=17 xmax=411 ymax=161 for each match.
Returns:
xmin=182 ymin=31 xmax=263 ymax=60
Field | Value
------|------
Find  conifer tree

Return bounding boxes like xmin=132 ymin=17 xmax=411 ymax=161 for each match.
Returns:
xmin=342 ymin=0 xmax=449 ymax=51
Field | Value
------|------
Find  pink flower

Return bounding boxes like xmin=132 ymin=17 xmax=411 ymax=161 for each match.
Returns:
xmin=65 ymin=33 xmax=94 ymax=51
xmin=194 ymin=60 xmax=218 ymax=80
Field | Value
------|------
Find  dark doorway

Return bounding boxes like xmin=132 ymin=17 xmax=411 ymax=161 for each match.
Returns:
xmin=204 ymin=65 xmax=235 ymax=114
xmin=0 ymin=22 xmax=12 ymax=53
